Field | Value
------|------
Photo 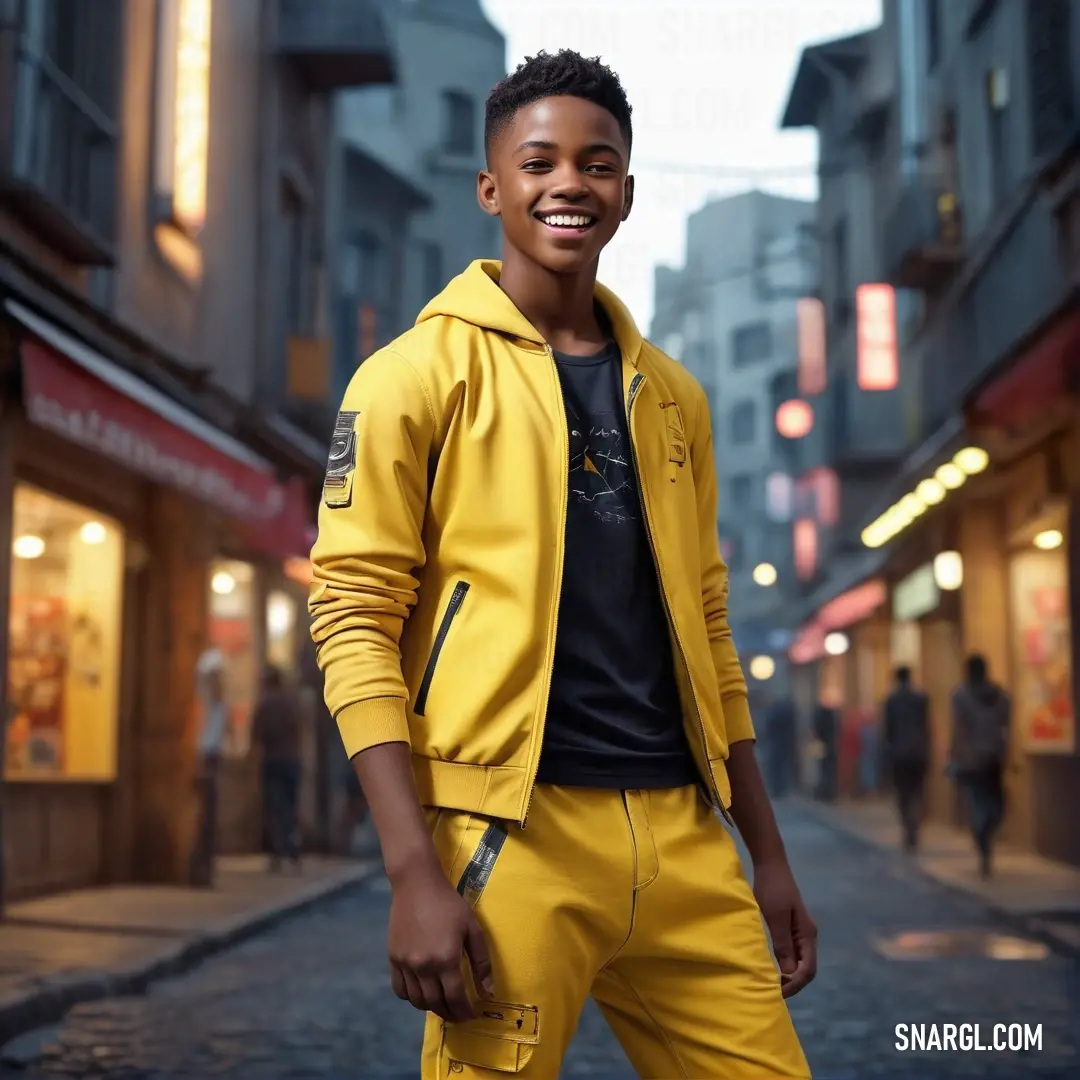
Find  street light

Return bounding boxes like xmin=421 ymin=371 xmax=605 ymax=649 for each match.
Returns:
xmin=1034 ymin=529 xmax=1063 ymax=551
xmin=933 ymin=551 xmax=963 ymax=591
xmin=752 ymin=562 xmax=778 ymax=587
xmin=824 ymin=631 xmax=849 ymax=656
xmin=749 ymin=655 xmax=775 ymax=681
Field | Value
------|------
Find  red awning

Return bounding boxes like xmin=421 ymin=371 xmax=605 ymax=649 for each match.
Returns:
xmin=971 ymin=306 xmax=1080 ymax=427
xmin=9 ymin=300 xmax=312 ymax=554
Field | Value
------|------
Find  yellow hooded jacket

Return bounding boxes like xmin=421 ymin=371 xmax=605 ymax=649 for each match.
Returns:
xmin=309 ymin=260 xmax=753 ymax=825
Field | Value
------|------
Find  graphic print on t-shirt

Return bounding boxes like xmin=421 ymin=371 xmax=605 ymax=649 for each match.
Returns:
xmin=567 ymin=402 xmax=637 ymax=525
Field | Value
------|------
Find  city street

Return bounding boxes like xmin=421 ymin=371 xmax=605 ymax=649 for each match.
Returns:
xmin=8 ymin=803 xmax=1078 ymax=1079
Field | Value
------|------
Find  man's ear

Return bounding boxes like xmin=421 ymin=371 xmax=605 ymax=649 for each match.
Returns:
xmin=477 ymin=170 xmax=501 ymax=217
xmin=621 ymin=174 xmax=635 ymax=222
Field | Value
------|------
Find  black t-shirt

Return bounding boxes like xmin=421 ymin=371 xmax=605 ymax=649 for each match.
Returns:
xmin=536 ymin=341 xmax=698 ymax=790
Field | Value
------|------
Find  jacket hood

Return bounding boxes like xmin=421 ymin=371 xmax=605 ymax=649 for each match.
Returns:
xmin=416 ymin=259 xmax=645 ymax=365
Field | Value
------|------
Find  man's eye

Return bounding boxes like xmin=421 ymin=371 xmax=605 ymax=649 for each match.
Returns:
xmin=521 ymin=160 xmax=552 ymax=170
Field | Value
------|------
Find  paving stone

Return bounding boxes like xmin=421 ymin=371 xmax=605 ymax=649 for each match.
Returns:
xmin=9 ymin=804 xmax=1078 ymax=1078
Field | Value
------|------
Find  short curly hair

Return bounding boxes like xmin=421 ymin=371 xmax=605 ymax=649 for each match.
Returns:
xmin=484 ymin=49 xmax=633 ymax=161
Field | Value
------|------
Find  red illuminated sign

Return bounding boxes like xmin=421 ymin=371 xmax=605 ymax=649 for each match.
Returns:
xmin=856 ymin=284 xmax=898 ymax=391
xmin=819 ymin=579 xmax=887 ymax=630
xmin=796 ymin=297 xmax=826 ymax=396
xmin=793 ymin=518 xmax=817 ymax=580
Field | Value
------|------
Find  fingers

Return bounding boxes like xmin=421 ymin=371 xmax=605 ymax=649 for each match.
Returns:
xmin=391 ymin=956 xmax=477 ymax=1022
xmin=782 ymin=912 xmax=819 ymax=998
xmin=439 ymin=966 xmax=477 ymax=1023
xmin=767 ymin=913 xmax=797 ymax=979
xmin=464 ymin=916 xmax=496 ymax=999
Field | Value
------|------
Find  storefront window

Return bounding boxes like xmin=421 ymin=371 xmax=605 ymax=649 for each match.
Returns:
xmin=6 ymin=484 xmax=124 ymax=780
xmin=208 ymin=558 xmax=257 ymax=755
xmin=1009 ymin=539 xmax=1075 ymax=754
xmin=266 ymin=589 xmax=298 ymax=674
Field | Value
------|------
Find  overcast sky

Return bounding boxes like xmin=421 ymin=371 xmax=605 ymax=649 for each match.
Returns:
xmin=480 ymin=0 xmax=882 ymax=329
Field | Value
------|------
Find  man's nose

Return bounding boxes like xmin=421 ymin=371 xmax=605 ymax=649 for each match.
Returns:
xmin=547 ymin=167 xmax=589 ymax=200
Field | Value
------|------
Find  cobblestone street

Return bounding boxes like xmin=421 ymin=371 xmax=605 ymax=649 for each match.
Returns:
xmin=7 ymin=804 xmax=1079 ymax=1079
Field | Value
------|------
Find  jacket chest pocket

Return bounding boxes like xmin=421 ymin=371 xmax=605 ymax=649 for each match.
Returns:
xmin=414 ymin=580 xmax=470 ymax=716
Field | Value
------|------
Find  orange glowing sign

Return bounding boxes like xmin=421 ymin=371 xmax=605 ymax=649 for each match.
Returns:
xmin=776 ymin=399 xmax=814 ymax=439
xmin=796 ymin=297 xmax=827 ymax=396
xmin=856 ymin=284 xmax=898 ymax=391
xmin=172 ymin=0 xmax=212 ymax=234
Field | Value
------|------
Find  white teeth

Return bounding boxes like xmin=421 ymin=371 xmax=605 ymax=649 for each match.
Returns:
xmin=541 ymin=214 xmax=593 ymax=227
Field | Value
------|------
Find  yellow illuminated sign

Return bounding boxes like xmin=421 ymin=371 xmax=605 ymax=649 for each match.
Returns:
xmin=172 ymin=0 xmax=212 ymax=234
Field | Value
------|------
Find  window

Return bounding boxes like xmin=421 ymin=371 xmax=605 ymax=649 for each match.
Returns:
xmin=340 ymin=232 xmax=389 ymax=363
xmin=420 ymin=241 xmax=444 ymax=299
xmin=731 ymin=475 xmax=753 ymax=510
xmin=208 ymin=559 xmax=257 ymax=756
xmin=282 ymin=181 xmax=310 ymax=335
xmin=731 ymin=322 xmax=772 ymax=367
xmin=986 ymin=67 xmax=1009 ymax=205
xmin=266 ymin=590 xmax=298 ymax=673
xmin=6 ymin=485 xmax=124 ymax=780
xmin=926 ymin=0 xmax=941 ymax=70
xmin=10 ymin=0 xmax=122 ymax=256
xmin=832 ymin=218 xmax=850 ymax=326
xmin=730 ymin=400 xmax=757 ymax=445
xmin=442 ymin=91 xmax=476 ymax=155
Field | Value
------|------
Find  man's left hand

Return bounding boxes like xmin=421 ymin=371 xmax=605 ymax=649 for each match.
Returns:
xmin=753 ymin=860 xmax=818 ymax=998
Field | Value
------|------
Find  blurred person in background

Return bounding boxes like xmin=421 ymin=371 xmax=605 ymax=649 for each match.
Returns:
xmin=763 ymin=694 xmax=797 ymax=798
xmin=949 ymin=654 xmax=1011 ymax=878
xmin=882 ymin=665 xmax=930 ymax=852
xmin=191 ymin=646 xmax=228 ymax=887
xmin=251 ymin=664 xmax=303 ymax=872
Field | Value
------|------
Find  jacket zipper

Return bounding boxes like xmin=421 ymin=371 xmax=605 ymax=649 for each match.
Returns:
xmin=520 ymin=344 xmax=570 ymax=828
xmin=625 ymin=373 xmax=733 ymax=825
xmin=414 ymin=580 xmax=470 ymax=716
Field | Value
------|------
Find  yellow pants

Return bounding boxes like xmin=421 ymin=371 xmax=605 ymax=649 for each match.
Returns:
xmin=421 ymin=784 xmax=811 ymax=1079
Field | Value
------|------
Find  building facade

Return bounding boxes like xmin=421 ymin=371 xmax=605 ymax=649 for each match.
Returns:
xmin=0 ymin=0 xmax=395 ymax=902
xmin=650 ymin=191 xmax=817 ymax=698
xmin=330 ymin=0 xmax=506 ymax=397
xmin=781 ymin=0 xmax=1080 ymax=866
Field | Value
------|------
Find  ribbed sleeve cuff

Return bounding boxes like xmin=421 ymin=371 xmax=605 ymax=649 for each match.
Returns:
xmin=336 ymin=696 xmax=411 ymax=759
xmin=723 ymin=692 xmax=756 ymax=745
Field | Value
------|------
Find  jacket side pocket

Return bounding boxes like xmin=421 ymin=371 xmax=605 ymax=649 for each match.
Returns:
xmin=414 ymin=580 xmax=470 ymax=716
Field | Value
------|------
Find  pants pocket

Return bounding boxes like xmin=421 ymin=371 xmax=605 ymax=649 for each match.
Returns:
xmin=425 ymin=809 xmax=509 ymax=908
xmin=441 ymin=1002 xmax=539 ymax=1074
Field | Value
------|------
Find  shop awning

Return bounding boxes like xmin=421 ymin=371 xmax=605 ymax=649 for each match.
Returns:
xmin=7 ymin=299 xmax=310 ymax=551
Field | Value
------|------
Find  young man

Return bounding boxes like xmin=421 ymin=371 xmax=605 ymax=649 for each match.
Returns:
xmin=882 ymin=666 xmax=930 ymax=852
xmin=310 ymin=49 xmax=814 ymax=1079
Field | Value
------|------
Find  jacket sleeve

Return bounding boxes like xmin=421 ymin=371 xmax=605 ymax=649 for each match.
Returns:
xmin=308 ymin=348 xmax=436 ymax=760
xmin=690 ymin=385 xmax=755 ymax=744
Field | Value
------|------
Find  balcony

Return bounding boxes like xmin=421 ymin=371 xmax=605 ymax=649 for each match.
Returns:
xmin=882 ymin=179 xmax=964 ymax=292
xmin=277 ymin=0 xmax=395 ymax=92
xmin=0 ymin=14 xmax=119 ymax=266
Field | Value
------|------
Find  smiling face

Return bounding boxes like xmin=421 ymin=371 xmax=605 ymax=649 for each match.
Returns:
xmin=478 ymin=95 xmax=633 ymax=276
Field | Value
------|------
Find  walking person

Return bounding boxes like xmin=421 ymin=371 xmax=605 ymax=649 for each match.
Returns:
xmin=251 ymin=665 xmax=303 ymax=872
xmin=310 ymin=50 xmax=814 ymax=1078
xmin=882 ymin=666 xmax=930 ymax=852
xmin=190 ymin=646 xmax=228 ymax=887
xmin=949 ymin=654 xmax=1011 ymax=878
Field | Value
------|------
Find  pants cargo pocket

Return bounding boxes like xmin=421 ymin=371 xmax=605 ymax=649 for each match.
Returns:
xmin=442 ymin=1002 xmax=539 ymax=1074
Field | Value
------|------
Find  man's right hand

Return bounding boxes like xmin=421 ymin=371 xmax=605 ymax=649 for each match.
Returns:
xmin=387 ymin=861 xmax=494 ymax=1021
